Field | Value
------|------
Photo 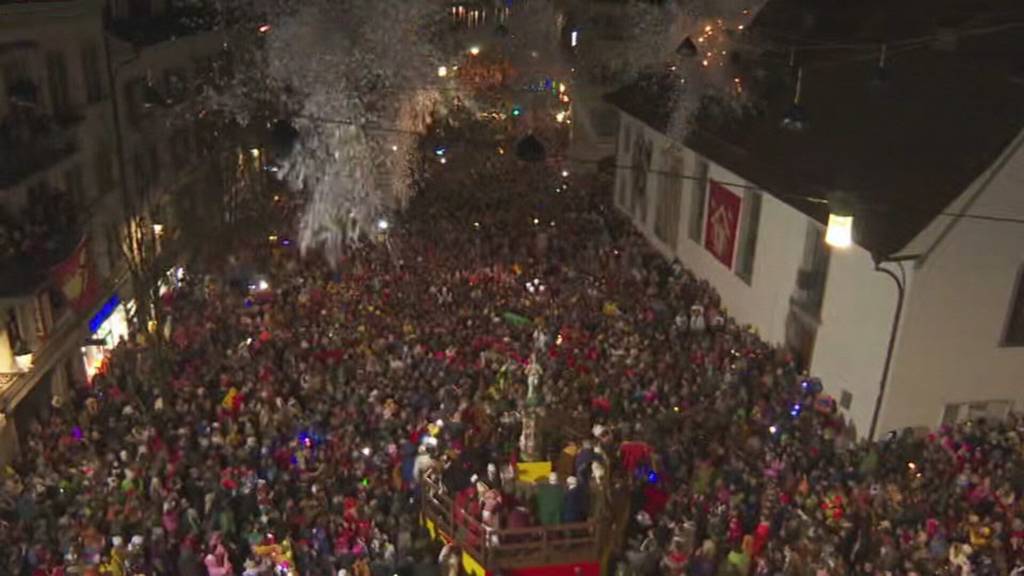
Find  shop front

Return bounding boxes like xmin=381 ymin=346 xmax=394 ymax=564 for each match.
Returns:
xmin=81 ymin=293 xmax=133 ymax=381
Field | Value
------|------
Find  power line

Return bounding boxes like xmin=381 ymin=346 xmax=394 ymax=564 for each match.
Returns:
xmin=282 ymin=113 xmax=1024 ymax=226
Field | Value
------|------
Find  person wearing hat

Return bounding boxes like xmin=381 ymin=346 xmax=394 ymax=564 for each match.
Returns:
xmin=562 ymin=476 xmax=587 ymax=523
xmin=536 ymin=472 xmax=564 ymax=527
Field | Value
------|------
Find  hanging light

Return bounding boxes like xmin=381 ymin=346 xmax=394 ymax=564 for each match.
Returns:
xmin=781 ymin=67 xmax=807 ymax=131
xmin=515 ymin=134 xmax=546 ymax=163
xmin=676 ymin=36 xmax=698 ymax=57
xmin=825 ymin=196 xmax=854 ymax=248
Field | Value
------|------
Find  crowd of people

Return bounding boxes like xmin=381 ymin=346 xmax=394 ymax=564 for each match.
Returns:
xmin=1 ymin=114 xmax=1024 ymax=576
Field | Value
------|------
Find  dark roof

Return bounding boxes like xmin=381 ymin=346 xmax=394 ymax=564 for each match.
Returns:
xmin=605 ymin=0 xmax=1024 ymax=256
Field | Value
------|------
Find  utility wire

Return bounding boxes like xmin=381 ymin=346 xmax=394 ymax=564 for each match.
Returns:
xmin=285 ymin=111 xmax=1024 ymax=226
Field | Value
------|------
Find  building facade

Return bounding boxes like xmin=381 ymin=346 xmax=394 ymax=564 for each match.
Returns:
xmin=607 ymin=0 xmax=1024 ymax=437
xmin=0 ymin=0 xmax=228 ymax=464
xmin=0 ymin=0 xmax=120 ymax=459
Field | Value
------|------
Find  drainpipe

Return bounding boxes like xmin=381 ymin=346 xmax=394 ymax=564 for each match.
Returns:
xmin=867 ymin=255 xmax=915 ymax=441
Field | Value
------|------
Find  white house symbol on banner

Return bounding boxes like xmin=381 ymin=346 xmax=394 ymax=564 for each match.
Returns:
xmin=708 ymin=203 xmax=735 ymax=261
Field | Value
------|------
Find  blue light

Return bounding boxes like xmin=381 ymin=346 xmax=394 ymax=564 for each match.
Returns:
xmin=647 ymin=470 xmax=658 ymax=484
xmin=511 ymin=106 xmax=522 ymax=117
xmin=89 ymin=294 xmax=121 ymax=334
xmin=790 ymin=403 xmax=802 ymax=418
xmin=434 ymin=146 xmax=447 ymax=157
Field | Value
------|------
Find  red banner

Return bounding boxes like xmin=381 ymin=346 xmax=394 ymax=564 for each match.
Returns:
xmin=704 ymin=179 xmax=742 ymax=268
xmin=51 ymin=239 xmax=98 ymax=313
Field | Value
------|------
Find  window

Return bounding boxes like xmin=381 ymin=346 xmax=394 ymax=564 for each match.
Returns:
xmin=133 ymin=152 xmax=149 ymax=196
xmin=81 ymin=42 xmax=103 ymax=103
xmin=3 ymin=61 xmax=37 ymax=105
xmin=34 ymin=293 xmax=49 ymax=337
xmin=735 ymin=191 xmax=762 ymax=283
xmin=943 ymin=401 xmax=1013 ymax=425
xmin=688 ymin=158 xmax=709 ymax=243
xmin=170 ymin=128 xmax=193 ymax=170
xmin=616 ymin=171 xmax=626 ymax=209
xmin=46 ymin=51 xmax=70 ymax=115
xmin=793 ymin=223 xmax=831 ymax=318
xmin=64 ymin=164 xmax=86 ymax=205
xmin=1003 ymin=266 xmax=1024 ymax=346
xmin=654 ymin=150 xmax=683 ymax=248
xmin=95 ymin=148 xmax=114 ymax=195
xmin=123 ymin=78 xmax=144 ymax=126
xmin=148 ymin=146 xmax=161 ymax=185
xmin=164 ymin=68 xmax=188 ymax=104
xmin=6 ymin=309 xmax=24 ymax=355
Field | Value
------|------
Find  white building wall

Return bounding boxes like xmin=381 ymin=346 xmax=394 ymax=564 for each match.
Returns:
xmin=880 ymin=130 xmax=1024 ymax=433
xmin=616 ymin=113 xmax=806 ymax=344
xmin=615 ymin=112 xmax=900 ymax=436
xmin=811 ymin=246 xmax=905 ymax=437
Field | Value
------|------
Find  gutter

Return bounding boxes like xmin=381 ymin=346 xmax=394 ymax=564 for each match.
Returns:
xmin=867 ymin=254 xmax=918 ymax=441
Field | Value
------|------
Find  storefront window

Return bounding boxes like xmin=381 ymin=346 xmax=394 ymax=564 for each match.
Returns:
xmin=81 ymin=294 xmax=132 ymax=380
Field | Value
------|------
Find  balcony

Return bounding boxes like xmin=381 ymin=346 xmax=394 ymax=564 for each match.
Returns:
xmin=0 ymin=108 xmax=79 ymax=189
xmin=0 ymin=190 xmax=82 ymax=297
xmin=420 ymin=475 xmax=601 ymax=572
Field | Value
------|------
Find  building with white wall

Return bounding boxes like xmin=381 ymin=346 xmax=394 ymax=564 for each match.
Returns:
xmin=605 ymin=0 xmax=1024 ymax=438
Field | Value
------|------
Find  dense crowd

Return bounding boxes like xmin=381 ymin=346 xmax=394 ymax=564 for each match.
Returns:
xmin=1 ymin=124 xmax=1024 ymax=576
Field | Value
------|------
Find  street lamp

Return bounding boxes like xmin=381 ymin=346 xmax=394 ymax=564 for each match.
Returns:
xmin=469 ymin=46 xmax=481 ymax=56
xmin=825 ymin=213 xmax=853 ymax=248
xmin=437 ymin=65 xmax=449 ymax=78
xmin=377 ymin=218 xmax=389 ymax=231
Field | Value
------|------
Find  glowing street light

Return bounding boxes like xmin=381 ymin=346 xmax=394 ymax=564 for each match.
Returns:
xmin=437 ymin=65 xmax=449 ymax=78
xmin=258 ymin=24 xmax=271 ymax=34
xmin=825 ymin=213 xmax=853 ymax=248
xmin=377 ymin=218 xmax=390 ymax=231
xmin=468 ymin=46 xmax=481 ymax=56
